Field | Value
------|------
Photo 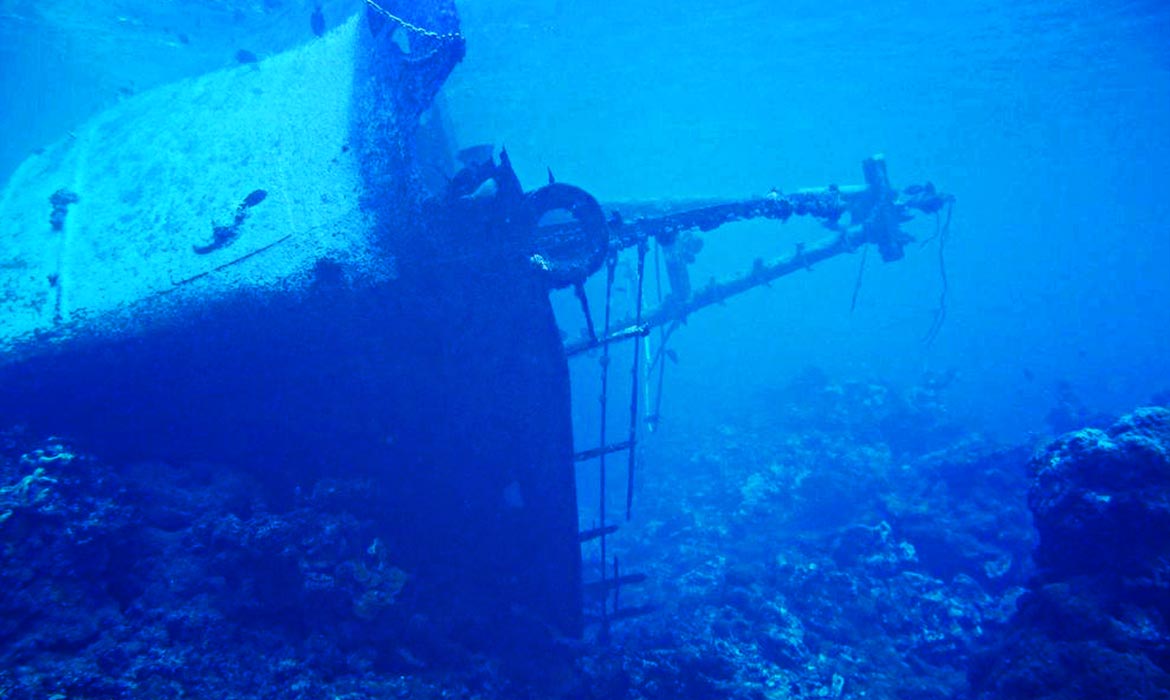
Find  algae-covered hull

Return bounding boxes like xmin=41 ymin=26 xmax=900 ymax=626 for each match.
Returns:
xmin=1 ymin=14 xmax=390 ymax=357
xmin=0 ymin=3 xmax=584 ymax=645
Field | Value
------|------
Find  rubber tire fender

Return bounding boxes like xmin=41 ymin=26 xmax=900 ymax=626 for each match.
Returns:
xmin=524 ymin=183 xmax=608 ymax=288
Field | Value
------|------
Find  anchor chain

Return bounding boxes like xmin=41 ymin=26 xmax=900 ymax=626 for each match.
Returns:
xmin=364 ymin=0 xmax=464 ymax=42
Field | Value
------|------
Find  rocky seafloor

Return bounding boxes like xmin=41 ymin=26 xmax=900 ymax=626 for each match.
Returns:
xmin=2 ymin=371 xmax=1169 ymax=699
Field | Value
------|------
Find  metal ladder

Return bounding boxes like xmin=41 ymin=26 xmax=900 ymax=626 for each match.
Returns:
xmin=571 ymin=241 xmax=654 ymax=641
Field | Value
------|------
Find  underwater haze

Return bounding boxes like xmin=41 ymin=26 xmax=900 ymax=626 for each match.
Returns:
xmin=4 ymin=0 xmax=1170 ymax=439
xmin=3 ymin=0 xmax=1170 ymax=698
xmin=441 ymin=0 xmax=1170 ymax=439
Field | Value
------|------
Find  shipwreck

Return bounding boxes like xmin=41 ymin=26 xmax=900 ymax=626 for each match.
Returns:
xmin=0 ymin=0 xmax=952 ymax=650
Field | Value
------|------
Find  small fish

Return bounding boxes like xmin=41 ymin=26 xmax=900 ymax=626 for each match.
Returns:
xmin=235 ymin=49 xmax=258 ymax=64
xmin=241 ymin=189 xmax=267 ymax=209
xmin=310 ymin=5 xmax=325 ymax=37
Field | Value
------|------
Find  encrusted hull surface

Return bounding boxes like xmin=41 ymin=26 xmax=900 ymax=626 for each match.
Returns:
xmin=0 ymin=4 xmax=584 ymax=645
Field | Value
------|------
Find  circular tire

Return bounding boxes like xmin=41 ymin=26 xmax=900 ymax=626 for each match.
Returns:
xmin=524 ymin=183 xmax=609 ymax=288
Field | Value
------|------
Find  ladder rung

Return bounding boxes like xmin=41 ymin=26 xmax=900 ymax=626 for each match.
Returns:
xmin=585 ymin=604 xmax=656 ymax=625
xmin=578 ymin=524 xmax=620 ymax=543
xmin=575 ymin=440 xmax=632 ymax=462
xmin=608 ymin=604 xmax=655 ymax=622
xmin=566 ymin=324 xmax=649 ymax=356
xmin=584 ymin=573 xmax=647 ymax=598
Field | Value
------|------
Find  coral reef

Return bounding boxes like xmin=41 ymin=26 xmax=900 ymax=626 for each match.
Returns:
xmin=586 ymin=370 xmax=1033 ymax=699
xmin=0 ymin=429 xmax=503 ymax=699
xmin=4 ymin=374 xmax=1157 ymax=699
xmin=970 ymin=407 xmax=1170 ymax=699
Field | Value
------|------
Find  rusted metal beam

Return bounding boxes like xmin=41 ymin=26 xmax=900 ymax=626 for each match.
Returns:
xmin=566 ymin=232 xmax=853 ymax=356
xmin=563 ymin=156 xmax=953 ymax=356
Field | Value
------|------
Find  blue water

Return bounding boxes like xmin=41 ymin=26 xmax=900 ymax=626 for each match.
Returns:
xmin=441 ymin=0 xmax=1170 ymax=440
xmin=2 ymin=0 xmax=1170 ymax=697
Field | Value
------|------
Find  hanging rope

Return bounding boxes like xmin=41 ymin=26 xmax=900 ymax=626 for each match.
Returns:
xmin=643 ymin=241 xmax=684 ymax=432
xmin=921 ymin=201 xmax=953 ymax=344
xmin=849 ymin=244 xmax=870 ymax=313
xmin=625 ymin=242 xmax=648 ymax=520
xmin=645 ymin=238 xmax=681 ymax=428
xmin=647 ymin=321 xmax=680 ymax=431
xmin=574 ymin=281 xmax=597 ymax=343
xmin=596 ymin=254 xmax=617 ymax=640
xmin=646 ymin=240 xmax=668 ymax=432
